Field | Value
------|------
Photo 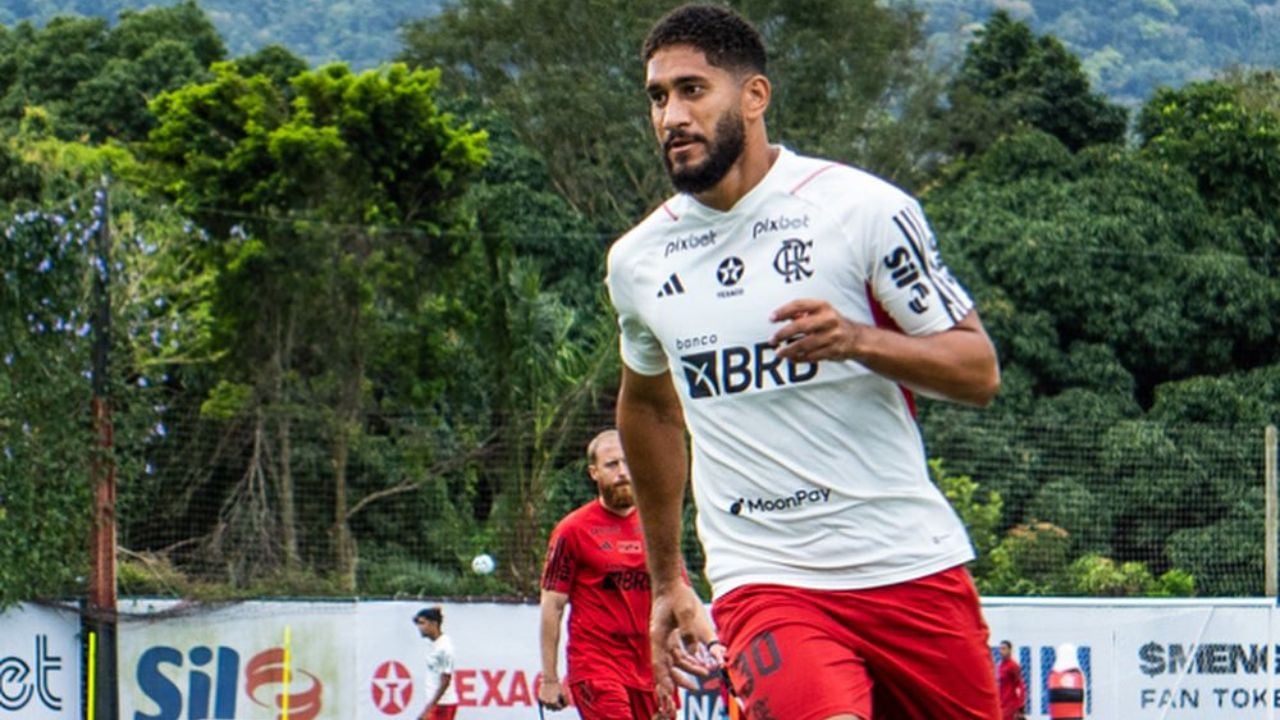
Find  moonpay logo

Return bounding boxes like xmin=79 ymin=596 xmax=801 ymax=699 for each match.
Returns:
xmin=729 ymin=488 xmax=832 ymax=515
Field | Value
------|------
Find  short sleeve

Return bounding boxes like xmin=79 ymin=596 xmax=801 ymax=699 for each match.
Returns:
xmin=866 ymin=200 xmax=975 ymax=336
xmin=606 ymin=245 xmax=669 ymax=376
xmin=540 ymin=526 xmax=576 ymax=593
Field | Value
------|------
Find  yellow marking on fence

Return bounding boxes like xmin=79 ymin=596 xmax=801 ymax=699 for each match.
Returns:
xmin=87 ymin=631 xmax=97 ymax=720
xmin=283 ymin=625 xmax=292 ymax=720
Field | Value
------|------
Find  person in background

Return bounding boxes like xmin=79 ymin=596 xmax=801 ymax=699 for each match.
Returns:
xmin=997 ymin=640 xmax=1027 ymax=720
xmin=537 ymin=429 xmax=663 ymax=720
xmin=414 ymin=606 xmax=459 ymax=720
xmin=607 ymin=3 xmax=1003 ymax=718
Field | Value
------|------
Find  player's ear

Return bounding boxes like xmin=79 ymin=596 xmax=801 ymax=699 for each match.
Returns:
xmin=741 ymin=73 xmax=770 ymax=121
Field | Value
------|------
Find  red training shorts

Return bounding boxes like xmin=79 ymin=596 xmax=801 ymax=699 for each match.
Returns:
xmin=711 ymin=565 xmax=1001 ymax=720
xmin=569 ymin=678 xmax=660 ymax=720
xmin=426 ymin=705 xmax=457 ymax=720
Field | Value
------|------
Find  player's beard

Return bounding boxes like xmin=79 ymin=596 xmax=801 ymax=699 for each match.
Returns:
xmin=601 ymin=481 xmax=635 ymax=512
xmin=664 ymin=108 xmax=745 ymax=194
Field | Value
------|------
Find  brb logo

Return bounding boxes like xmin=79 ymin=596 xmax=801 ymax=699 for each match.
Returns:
xmin=680 ymin=343 xmax=818 ymax=399
xmin=134 ymin=645 xmax=323 ymax=720
xmin=0 ymin=635 xmax=63 ymax=714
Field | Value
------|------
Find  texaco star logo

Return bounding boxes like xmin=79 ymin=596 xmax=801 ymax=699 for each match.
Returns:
xmin=717 ymin=256 xmax=745 ymax=287
xmin=371 ymin=660 xmax=414 ymax=715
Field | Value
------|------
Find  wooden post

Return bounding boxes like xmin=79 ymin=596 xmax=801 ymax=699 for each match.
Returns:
xmin=87 ymin=178 xmax=118 ymax=719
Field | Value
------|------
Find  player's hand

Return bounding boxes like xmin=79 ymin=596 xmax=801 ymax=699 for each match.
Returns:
xmin=650 ymin=584 xmax=723 ymax=719
xmin=537 ymin=678 xmax=568 ymax=711
xmin=769 ymin=298 xmax=863 ymax=364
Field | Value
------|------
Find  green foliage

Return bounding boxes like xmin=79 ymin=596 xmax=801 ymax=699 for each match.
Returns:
xmin=0 ymin=0 xmax=443 ymax=71
xmin=3 ymin=0 xmax=1277 ymax=606
xmin=933 ymin=458 xmax=1003 ymax=577
xmin=944 ymin=11 xmax=1127 ymax=159
xmin=982 ymin=521 xmax=1073 ymax=595
xmin=144 ymin=59 xmax=491 ymax=589
xmin=0 ymin=1 xmax=224 ymax=141
xmin=898 ymin=0 xmax=1278 ymax=109
xmin=1027 ymin=479 xmax=1112 ymax=556
xmin=0 ymin=135 xmax=193 ymax=608
xmin=740 ymin=0 xmax=947 ymax=188
xmin=400 ymin=0 xmax=946 ymax=231
xmin=1167 ymin=496 xmax=1266 ymax=596
xmin=1063 ymin=554 xmax=1193 ymax=597
xmin=1138 ymin=72 xmax=1280 ymax=229
xmin=928 ymin=128 xmax=1280 ymax=402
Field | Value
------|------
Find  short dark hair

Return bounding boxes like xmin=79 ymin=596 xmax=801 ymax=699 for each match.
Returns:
xmin=642 ymin=3 xmax=766 ymax=76
xmin=414 ymin=606 xmax=443 ymax=624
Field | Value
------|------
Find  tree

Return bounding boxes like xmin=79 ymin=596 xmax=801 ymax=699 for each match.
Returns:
xmin=1138 ymin=71 xmax=1280 ymax=230
xmin=399 ymin=0 xmax=945 ymax=231
xmin=921 ymin=120 xmax=1280 ymax=593
xmin=943 ymin=11 xmax=1127 ymax=160
xmin=0 ymin=1 xmax=225 ymax=142
xmin=0 ymin=128 xmax=205 ymax=608
xmin=146 ymin=61 xmax=488 ymax=589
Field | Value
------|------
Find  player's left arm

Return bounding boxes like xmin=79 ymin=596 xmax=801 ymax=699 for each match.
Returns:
xmin=770 ymin=304 xmax=998 ymax=406
xmin=771 ymin=197 xmax=998 ymax=406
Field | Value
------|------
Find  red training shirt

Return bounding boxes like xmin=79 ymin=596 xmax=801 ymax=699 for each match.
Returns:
xmin=541 ymin=500 xmax=652 ymax=689
xmin=999 ymin=656 xmax=1027 ymax=718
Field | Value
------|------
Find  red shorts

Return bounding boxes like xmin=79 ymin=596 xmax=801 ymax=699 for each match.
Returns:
xmin=712 ymin=565 xmax=1001 ymax=720
xmin=569 ymin=678 xmax=660 ymax=720
xmin=426 ymin=705 xmax=457 ymax=720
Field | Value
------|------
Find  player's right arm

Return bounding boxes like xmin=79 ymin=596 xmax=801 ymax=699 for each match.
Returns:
xmin=538 ymin=588 xmax=570 ymax=710
xmin=618 ymin=367 xmax=718 ymax=718
xmin=617 ymin=366 xmax=687 ymax=590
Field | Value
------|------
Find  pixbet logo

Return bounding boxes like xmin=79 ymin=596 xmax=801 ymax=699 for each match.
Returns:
xmin=0 ymin=635 xmax=62 ymax=714
xmin=665 ymin=230 xmax=717 ymax=257
xmin=133 ymin=645 xmax=323 ymax=720
xmin=751 ymin=214 xmax=810 ymax=239
xmin=679 ymin=343 xmax=818 ymax=399
xmin=370 ymin=660 xmax=413 ymax=715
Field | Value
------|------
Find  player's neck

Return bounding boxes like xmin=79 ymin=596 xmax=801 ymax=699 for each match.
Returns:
xmin=693 ymin=141 xmax=779 ymax=212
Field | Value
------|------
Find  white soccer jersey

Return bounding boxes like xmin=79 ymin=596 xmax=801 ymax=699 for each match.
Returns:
xmin=424 ymin=633 xmax=459 ymax=705
xmin=607 ymin=147 xmax=977 ymax=599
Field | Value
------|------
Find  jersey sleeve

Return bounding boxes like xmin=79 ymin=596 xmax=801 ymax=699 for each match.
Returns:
xmin=540 ymin=524 xmax=576 ymax=594
xmin=866 ymin=199 xmax=975 ymax=336
xmin=606 ymin=244 xmax=669 ymax=376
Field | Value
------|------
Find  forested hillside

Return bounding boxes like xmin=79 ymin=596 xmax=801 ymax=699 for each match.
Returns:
xmin=2 ymin=0 xmax=1278 ymax=607
xmin=901 ymin=0 xmax=1280 ymax=106
xmin=0 ymin=0 xmax=443 ymax=69
xmin=4 ymin=0 xmax=1280 ymax=103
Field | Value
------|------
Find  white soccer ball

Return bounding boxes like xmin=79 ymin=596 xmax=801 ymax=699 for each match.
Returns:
xmin=470 ymin=553 xmax=496 ymax=575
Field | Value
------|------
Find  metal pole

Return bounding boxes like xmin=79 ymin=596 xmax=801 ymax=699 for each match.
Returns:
xmin=1266 ymin=424 xmax=1277 ymax=597
xmin=87 ymin=177 xmax=118 ymax=719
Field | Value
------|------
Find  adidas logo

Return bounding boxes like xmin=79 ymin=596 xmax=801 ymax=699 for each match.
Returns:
xmin=657 ymin=273 xmax=685 ymax=298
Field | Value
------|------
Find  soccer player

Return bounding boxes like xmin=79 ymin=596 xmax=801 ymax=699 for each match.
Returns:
xmin=607 ymin=4 xmax=1003 ymax=719
xmin=537 ymin=429 xmax=662 ymax=720
xmin=413 ymin=606 xmax=459 ymax=720
xmin=998 ymin=640 xmax=1028 ymax=720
